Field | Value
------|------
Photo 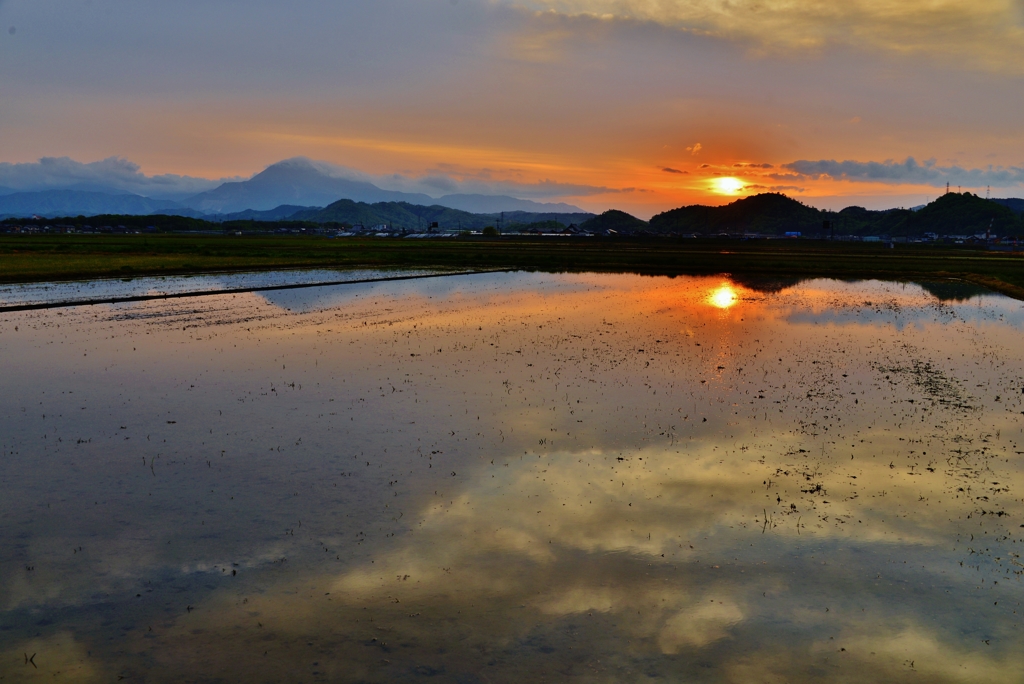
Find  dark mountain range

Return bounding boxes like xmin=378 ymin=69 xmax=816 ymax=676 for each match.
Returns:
xmin=212 ymin=205 xmax=593 ymax=226
xmin=434 ymin=194 xmax=584 ymax=214
xmin=291 ymin=199 xmax=593 ymax=231
xmin=0 ymin=158 xmax=587 ymax=218
xmin=650 ymin=191 xmax=1024 ymax=237
xmin=4 ymin=157 xmax=1017 ymax=237
xmin=216 ymin=205 xmax=316 ymax=221
xmin=992 ymin=198 xmax=1024 ymax=215
xmin=1 ymin=203 xmax=593 ymax=234
xmin=498 ymin=210 xmax=594 ymax=226
xmin=0 ymin=189 xmax=182 ymax=218
xmin=179 ymin=159 xmax=587 ymax=215
xmin=579 ymin=210 xmax=648 ymax=233
xmin=830 ymin=205 xmax=911 ymax=235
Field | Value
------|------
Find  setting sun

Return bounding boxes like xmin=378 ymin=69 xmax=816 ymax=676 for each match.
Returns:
xmin=711 ymin=177 xmax=745 ymax=195
xmin=708 ymin=284 xmax=739 ymax=308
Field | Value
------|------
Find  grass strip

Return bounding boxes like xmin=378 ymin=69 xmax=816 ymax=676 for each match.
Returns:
xmin=1 ymin=235 xmax=1021 ymax=300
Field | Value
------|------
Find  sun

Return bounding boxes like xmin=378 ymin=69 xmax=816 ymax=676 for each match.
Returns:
xmin=708 ymin=285 xmax=738 ymax=309
xmin=711 ymin=177 xmax=745 ymax=195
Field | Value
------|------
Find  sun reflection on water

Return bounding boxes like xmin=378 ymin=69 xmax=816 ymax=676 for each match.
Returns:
xmin=708 ymin=284 xmax=738 ymax=308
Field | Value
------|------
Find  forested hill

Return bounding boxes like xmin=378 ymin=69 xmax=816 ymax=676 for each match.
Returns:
xmin=579 ymin=210 xmax=649 ymax=233
xmin=650 ymin=193 xmax=822 ymax=235
xmin=650 ymin=192 xmax=1023 ymax=237
xmin=907 ymin=192 xmax=1020 ymax=235
xmin=290 ymin=199 xmax=593 ymax=230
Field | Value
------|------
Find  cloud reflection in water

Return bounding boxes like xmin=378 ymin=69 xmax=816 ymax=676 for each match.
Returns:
xmin=1 ymin=271 xmax=1023 ymax=682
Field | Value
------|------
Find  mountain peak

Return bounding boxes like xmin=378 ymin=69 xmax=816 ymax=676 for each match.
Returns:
xmin=183 ymin=159 xmax=587 ymax=215
xmin=183 ymin=160 xmax=433 ymax=213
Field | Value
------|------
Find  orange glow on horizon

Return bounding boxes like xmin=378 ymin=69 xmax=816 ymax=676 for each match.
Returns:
xmin=38 ymin=103 xmax=962 ymax=217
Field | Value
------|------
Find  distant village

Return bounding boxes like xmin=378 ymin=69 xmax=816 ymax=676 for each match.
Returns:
xmin=1 ymin=217 xmax=1020 ymax=248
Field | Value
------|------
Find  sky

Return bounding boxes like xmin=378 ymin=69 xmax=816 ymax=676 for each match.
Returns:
xmin=1 ymin=0 xmax=1023 ymax=217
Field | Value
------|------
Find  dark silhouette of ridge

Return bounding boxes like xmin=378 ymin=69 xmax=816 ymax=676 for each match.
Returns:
xmin=0 ymin=189 xmax=182 ymax=218
xmin=990 ymin=198 xmax=1024 ymax=216
xmin=650 ymin=191 xmax=1024 ymax=237
xmin=579 ymin=210 xmax=648 ymax=233
xmin=290 ymin=198 xmax=593 ymax=231
xmin=650 ymin=193 xmax=821 ymax=235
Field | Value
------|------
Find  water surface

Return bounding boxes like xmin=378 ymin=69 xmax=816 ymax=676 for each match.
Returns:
xmin=1 ymin=272 xmax=1023 ymax=682
xmin=0 ymin=267 xmax=461 ymax=308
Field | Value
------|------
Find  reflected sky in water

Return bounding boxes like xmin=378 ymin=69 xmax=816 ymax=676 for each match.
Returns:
xmin=0 ymin=268 xmax=462 ymax=308
xmin=1 ymin=272 xmax=1023 ymax=682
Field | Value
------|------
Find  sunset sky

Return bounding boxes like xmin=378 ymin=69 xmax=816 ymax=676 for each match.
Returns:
xmin=1 ymin=0 xmax=1023 ymax=217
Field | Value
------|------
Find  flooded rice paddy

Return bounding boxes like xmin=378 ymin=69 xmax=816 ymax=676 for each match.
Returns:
xmin=0 ymin=268 xmax=464 ymax=310
xmin=1 ymin=270 xmax=1024 ymax=683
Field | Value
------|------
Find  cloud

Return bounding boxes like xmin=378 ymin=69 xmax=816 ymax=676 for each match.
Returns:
xmin=744 ymin=182 xmax=804 ymax=192
xmin=662 ymin=167 xmax=688 ymax=174
xmin=765 ymin=173 xmax=807 ymax=182
xmin=782 ymin=157 xmax=1024 ymax=189
xmin=0 ymin=157 xmax=231 ymax=200
xmin=510 ymin=0 xmax=1024 ymax=73
xmin=658 ymin=602 xmax=744 ymax=652
xmin=686 ymin=143 xmax=703 ymax=155
xmin=0 ymin=155 xmax=624 ymax=204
